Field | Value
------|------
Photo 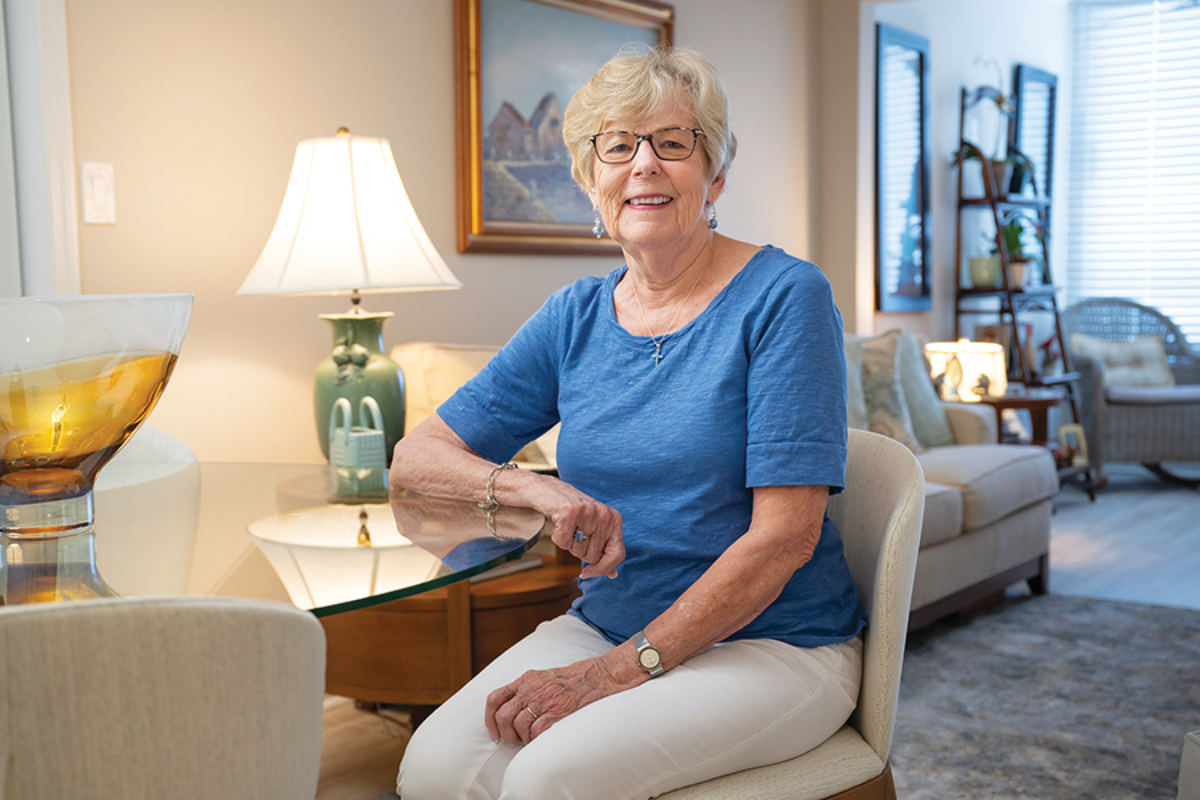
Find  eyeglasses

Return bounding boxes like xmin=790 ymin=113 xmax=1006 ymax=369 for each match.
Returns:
xmin=589 ymin=127 xmax=704 ymax=164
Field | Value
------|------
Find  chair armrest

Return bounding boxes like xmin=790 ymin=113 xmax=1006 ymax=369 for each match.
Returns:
xmin=1172 ymin=359 xmax=1200 ymax=385
xmin=1069 ymin=353 xmax=1108 ymax=469
xmin=1071 ymin=353 xmax=1105 ymax=404
xmin=941 ymin=402 xmax=997 ymax=445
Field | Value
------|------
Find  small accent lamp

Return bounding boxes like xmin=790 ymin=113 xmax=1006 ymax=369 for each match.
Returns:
xmin=239 ymin=128 xmax=461 ymax=463
xmin=925 ymin=339 xmax=1007 ymax=402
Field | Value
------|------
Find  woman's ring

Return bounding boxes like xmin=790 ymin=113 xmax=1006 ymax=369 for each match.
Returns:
xmin=523 ymin=706 xmax=539 ymax=719
xmin=574 ymin=530 xmax=588 ymax=542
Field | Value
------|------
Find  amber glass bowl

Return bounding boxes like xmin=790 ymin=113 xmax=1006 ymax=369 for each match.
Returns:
xmin=0 ymin=294 xmax=192 ymax=538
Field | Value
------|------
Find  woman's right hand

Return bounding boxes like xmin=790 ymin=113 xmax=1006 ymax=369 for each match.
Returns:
xmin=391 ymin=414 xmax=623 ymax=578
xmin=526 ymin=475 xmax=624 ymax=579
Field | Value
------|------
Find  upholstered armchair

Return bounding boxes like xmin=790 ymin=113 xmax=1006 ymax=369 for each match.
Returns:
xmin=1061 ymin=297 xmax=1200 ymax=487
xmin=660 ymin=429 xmax=924 ymax=800
xmin=0 ymin=596 xmax=326 ymax=799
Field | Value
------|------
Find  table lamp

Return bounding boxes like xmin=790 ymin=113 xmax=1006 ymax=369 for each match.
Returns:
xmin=925 ymin=339 xmax=1007 ymax=402
xmin=239 ymin=128 xmax=462 ymax=463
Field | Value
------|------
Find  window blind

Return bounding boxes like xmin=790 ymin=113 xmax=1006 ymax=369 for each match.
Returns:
xmin=1068 ymin=0 xmax=1200 ymax=344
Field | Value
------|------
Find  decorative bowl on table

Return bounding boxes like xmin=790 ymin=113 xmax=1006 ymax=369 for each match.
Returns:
xmin=0 ymin=294 xmax=192 ymax=603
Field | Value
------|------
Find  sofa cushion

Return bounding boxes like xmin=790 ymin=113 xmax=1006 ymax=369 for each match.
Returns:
xmin=848 ymin=330 xmax=955 ymax=450
xmin=1106 ymin=384 xmax=1200 ymax=405
xmin=1069 ymin=334 xmax=1176 ymax=387
xmin=917 ymin=445 xmax=1057 ymax=531
xmin=894 ymin=331 xmax=955 ymax=449
xmin=858 ymin=332 xmax=925 ymax=452
xmin=921 ymin=482 xmax=964 ymax=548
xmin=844 ymin=337 xmax=868 ymax=430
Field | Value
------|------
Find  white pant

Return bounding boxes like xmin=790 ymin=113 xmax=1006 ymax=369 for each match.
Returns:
xmin=398 ymin=615 xmax=862 ymax=800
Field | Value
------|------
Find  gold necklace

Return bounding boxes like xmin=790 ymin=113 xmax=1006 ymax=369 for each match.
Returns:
xmin=630 ymin=237 xmax=716 ymax=366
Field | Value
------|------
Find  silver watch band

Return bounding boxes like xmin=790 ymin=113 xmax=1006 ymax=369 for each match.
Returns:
xmin=632 ymin=630 xmax=665 ymax=677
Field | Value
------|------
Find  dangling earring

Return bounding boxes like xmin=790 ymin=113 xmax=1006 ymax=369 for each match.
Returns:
xmin=593 ymin=209 xmax=605 ymax=238
xmin=707 ymin=203 xmax=718 ymax=231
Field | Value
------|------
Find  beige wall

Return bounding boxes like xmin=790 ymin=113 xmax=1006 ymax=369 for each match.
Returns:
xmin=65 ymin=0 xmax=823 ymax=463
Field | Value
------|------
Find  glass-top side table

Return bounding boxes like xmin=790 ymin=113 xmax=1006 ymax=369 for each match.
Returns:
xmin=0 ymin=462 xmax=547 ymax=616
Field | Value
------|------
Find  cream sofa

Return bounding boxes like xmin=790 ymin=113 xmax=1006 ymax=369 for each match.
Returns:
xmin=846 ymin=330 xmax=1058 ymax=629
xmin=394 ymin=334 xmax=1058 ymax=631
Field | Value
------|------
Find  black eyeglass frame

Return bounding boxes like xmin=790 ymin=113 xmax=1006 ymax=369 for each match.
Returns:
xmin=589 ymin=127 xmax=705 ymax=164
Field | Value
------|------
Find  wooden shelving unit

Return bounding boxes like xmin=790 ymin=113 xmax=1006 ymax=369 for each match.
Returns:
xmin=953 ymin=85 xmax=1081 ymax=422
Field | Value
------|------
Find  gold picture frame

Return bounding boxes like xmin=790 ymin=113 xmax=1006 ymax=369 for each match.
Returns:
xmin=1058 ymin=423 xmax=1088 ymax=466
xmin=454 ymin=0 xmax=674 ymax=254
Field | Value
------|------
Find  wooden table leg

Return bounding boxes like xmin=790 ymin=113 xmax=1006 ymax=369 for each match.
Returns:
xmin=1028 ymin=407 xmax=1050 ymax=447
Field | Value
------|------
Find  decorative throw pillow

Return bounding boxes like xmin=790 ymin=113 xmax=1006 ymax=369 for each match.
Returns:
xmin=844 ymin=335 xmax=869 ymax=430
xmin=894 ymin=330 xmax=956 ymax=448
xmin=1068 ymin=334 xmax=1176 ymax=387
xmin=859 ymin=331 xmax=925 ymax=453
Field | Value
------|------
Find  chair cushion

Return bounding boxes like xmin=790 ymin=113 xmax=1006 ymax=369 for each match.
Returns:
xmin=1069 ymin=333 xmax=1176 ymax=387
xmin=656 ymin=726 xmax=884 ymax=799
xmin=917 ymin=445 xmax=1057 ymax=531
xmin=920 ymin=482 xmax=964 ymax=548
xmin=1106 ymin=384 xmax=1200 ymax=405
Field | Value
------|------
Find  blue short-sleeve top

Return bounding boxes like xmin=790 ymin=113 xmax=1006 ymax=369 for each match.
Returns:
xmin=438 ymin=245 xmax=867 ymax=648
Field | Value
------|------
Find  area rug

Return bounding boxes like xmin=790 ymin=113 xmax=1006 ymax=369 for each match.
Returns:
xmin=892 ymin=593 xmax=1200 ymax=799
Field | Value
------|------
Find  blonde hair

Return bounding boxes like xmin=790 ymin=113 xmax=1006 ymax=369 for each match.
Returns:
xmin=561 ymin=45 xmax=737 ymax=191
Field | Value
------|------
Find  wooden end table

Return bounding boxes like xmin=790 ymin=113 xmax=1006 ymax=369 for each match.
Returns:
xmin=977 ymin=388 xmax=1064 ymax=446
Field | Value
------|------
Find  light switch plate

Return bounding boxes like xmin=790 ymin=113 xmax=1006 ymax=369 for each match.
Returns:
xmin=81 ymin=161 xmax=116 ymax=224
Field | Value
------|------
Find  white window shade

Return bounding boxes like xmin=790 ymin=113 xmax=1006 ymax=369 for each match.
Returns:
xmin=1068 ymin=0 xmax=1200 ymax=344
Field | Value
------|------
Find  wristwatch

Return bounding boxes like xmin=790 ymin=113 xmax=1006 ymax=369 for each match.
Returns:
xmin=632 ymin=630 xmax=665 ymax=677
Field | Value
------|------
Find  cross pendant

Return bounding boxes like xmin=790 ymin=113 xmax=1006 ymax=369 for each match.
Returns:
xmin=652 ymin=342 xmax=664 ymax=366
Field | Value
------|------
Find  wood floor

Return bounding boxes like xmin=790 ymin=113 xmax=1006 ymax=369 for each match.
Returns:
xmin=315 ymin=463 xmax=1200 ymax=800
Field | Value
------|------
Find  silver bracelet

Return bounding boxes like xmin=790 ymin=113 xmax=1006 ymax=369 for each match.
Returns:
xmin=478 ymin=461 xmax=518 ymax=512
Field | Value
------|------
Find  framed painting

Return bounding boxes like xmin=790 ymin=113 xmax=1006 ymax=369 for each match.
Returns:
xmin=455 ymin=0 xmax=674 ymax=254
xmin=874 ymin=23 xmax=931 ymax=312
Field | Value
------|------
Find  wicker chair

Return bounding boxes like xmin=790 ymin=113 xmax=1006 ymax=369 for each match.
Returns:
xmin=1061 ymin=297 xmax=1200 ymax=487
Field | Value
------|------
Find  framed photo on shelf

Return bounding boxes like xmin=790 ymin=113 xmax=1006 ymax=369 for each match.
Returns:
xmin=454 ymin=0 xmax=674 ymax=254
xmin=1058 ymin=424 xmax=1088 ymax=466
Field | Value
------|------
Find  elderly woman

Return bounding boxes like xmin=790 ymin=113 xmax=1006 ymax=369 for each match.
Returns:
xmin=392 ymin=46 xmax=865 ymax=800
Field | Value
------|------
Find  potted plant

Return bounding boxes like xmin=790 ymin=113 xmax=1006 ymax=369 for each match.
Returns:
xmin=952 ymin=145 xmax=1016 ymax=198
xmin=968 ymin=231 xmax=1001 ymax=288
xmin=952 ymin=144 xmax=1036 ymax=199
xmin=991 ymin=218 xmax=1043 ymax=287
xmin=1001 ymin=220 xmax=1028 ymax=286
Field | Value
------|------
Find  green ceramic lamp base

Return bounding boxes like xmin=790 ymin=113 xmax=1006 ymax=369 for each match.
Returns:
xmin=314 ymin=310 xmax=405 ymax=465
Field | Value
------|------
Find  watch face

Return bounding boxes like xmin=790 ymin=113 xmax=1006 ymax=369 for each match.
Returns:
xmin=639 ymin=647 xmax=662 ymax=670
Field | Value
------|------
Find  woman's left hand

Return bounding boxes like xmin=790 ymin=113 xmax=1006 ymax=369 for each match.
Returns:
xmin=485 ymin=655 xmax=627 ymax=745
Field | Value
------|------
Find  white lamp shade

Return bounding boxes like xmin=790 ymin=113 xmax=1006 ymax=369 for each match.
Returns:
xmin=925 ymin=340 xmax=1008 ymax=402
xmin=239 ymin=131 xmax=462 ymax=296
xmin=249 ymin=504 xmax=446 ymax=609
